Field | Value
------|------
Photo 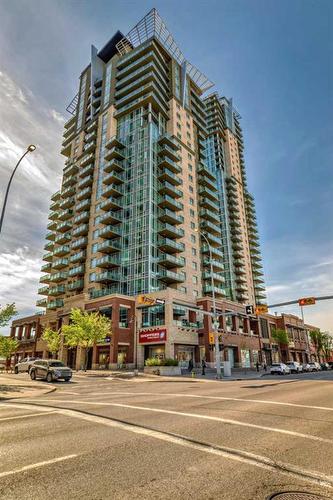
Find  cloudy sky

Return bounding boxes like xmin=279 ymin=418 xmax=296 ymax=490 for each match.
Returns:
xmin=0 ymin=0 xmax=332 ymax=332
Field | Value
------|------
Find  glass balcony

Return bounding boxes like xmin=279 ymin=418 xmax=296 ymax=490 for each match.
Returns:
xmin=157 ymin=270 xmax=185 ymax=284
xmin=49 ymin=272 xmax=68 ymax=283
xmin=58 ymin=209 xmax=74 ymax=221
xmin=63 ymin=161 xmax=78 ymax=178
xmin=96 ymin=239 xmax=121 ymax=254
xmin=48 ymin=210 xmax=58 ymax=221
xmin=199 ymin=186 xmax=219 ymax=202
xmin=71 ymin=237 xmax=88 ymax=250
xmin=158 ymin=195 xmax=183 ymax=212
xmin=51 ymin=190 xmax=61 ymax=202
xmin=79 ymin=162 xmax=94 ymax=178
xmin=72 ymin=224 xmax=89 ymax=237
xmin=68 ymin=265 xmax=85 ymax=277
xmin=105 ymin=136 xmax=125 ymax=150
xmin=158 ymin=143 xmax=181 ymax=162
xmin=102 ymin=183 xmax=123 ymax=198
xmin=199 ymin=197 xmax=219 ymax=212
xmin=42 ymin=252 xmax=53 ymax=262
xmin=41 ymin=262 xmax=52 ymax=273
xmin=158 ymin=254 xmax=185 ymax=269
xmin=86 ymin=120 xmax=98 ymax=133
xmin=38 ymin=286 xmax=49 ymax=295
xmin=158 ymin=181 xmax=182 ymax=199
xmin=104 ymin=159 xmax=124 ymax=174
xmin=78 ymin=175 xmax=93 ymax=190
xmin=74 ymin=211 xmax=90 ymax=224
xmin=158 ymin=209 xmax=184 ymax=225
xmin=200 ymin=220 xmax=221 ymax=236
xmin=52 ymin=258 xmax=68 ymax=270
xmin=70 ymin=251 xmax=86 ymax=264
xmin=198 ymin=162 xmax=216 ymax=181
xmin=47 ymin=220 xmax=57 ymax=231
xmin=158 ymin=156 xmax=182 ymax=174
xmin=61 ymin=185 xmax=76 ymax=199
xmin=55 ymin=232 xmax=71 ymax=245
xmin=57 ymin=220 xmax=72 ymax=233
xmin=67 ymin=280 xmax=84 ymax=291
xmin=44 ymin=241 xmax=54 ymax=251
xmin=202 ymin=285 xmax=226 ymax=296
xmin=50 ymin=200 xmax=60 ymax=212
xmin=201 ymin=245 xmax=223 ymax=258
xmin=199 ymin=209 xmax=220 ymax=224
xmin=40 ymin=274 xmax=50 ymax=284
xmin=76 ymin=187 xmax=92 ymax=201
xmin=53 ymin=245 xmax=70 ymax=257
xmin=95 ymin=271 xmax=120 ymax=283
xmin=158 ymin=223 xmax=184 ymax=239
xmin=80 ymin=152 xmax=95 ymax=168
xmin=95 ymin=255 xmax=121 ymax=268
xmin=75 ymin=199 xmax=91 ymax=212
xmin=62 ymin=174 xmax=77 ymax=189
xmin=59 ymin=197 xmax=75 ymax=210
xmin=85 ymin=131 xmax=97 ymax=143
xmin=100 ymin=197 xmax=122 ymax=211
xmin=83 ymin=141 xmax=95 ymax=155
xmin=158 ymin=168 xmax=182 ymax=186
xmin=158 ymin=134 xmax=179 ymax=151
xmin=47 ymin=299 xmax=64 ymax=310
xmin=103 ymin=172 xmax=124 ymax=185
xmin=104 ymin=146 xmax=125 ymax=162
xmin=97 ymin=225 xmax=121 ymax=239
xmin=202 ymin=272 xmax=225 ymax=283
xmin=202 ymin=232 xmax=221 ymax=247
xmin=99 ymin=211 xmax=122 ymax=225
xmin=203 ymin=259 xmax=224 ymax=272
xmin=158 ymin=238 xmax=185 ymax=254
xmin=89 ymin=286 xmax=120 ymax=299
xmin=45 ymin=231 xmax=55 ymax=241
xmin=36 ymin=298 xmax=47 ymax=308
xmin=49 ymin=285 xmax=66 ymax=296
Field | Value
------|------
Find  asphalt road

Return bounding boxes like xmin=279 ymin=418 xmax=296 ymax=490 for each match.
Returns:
xmin=0 ymin=372 xmax=333 ymax=500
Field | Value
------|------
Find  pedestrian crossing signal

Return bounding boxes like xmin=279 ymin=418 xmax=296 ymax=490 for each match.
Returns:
xmin=245 ymin=305 xmax=254 ymax=315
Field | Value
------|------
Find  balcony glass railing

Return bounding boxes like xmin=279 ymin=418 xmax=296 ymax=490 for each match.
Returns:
xmin=69 ymin=251 xmax=86 ymax=263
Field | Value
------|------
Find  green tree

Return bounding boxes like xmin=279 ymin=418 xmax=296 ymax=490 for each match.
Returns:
xmin=41 ymin=328 xmax=61 ymax=358
xmin=0 ymin=337 xmax=19 ymax=371
xmin=309 ymin=330 xmax=325 ymax=360
xmin=321 ymin=333 xmax=333 ymax=361
xmin=271 ymin=328 xmax=289 ymax=345
xmin=0 ymin=303 xmax=17 ymax=328
xmin=62 ymin=308 xmax=112 ymax=371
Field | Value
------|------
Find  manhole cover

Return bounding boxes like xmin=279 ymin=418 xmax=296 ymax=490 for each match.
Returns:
xmin=268 ymin=492 xmax=326 ymax=500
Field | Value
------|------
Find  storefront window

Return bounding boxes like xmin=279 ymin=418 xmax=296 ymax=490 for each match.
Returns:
xmin=119 ymin=307 xmax=129 ymax=328
xmin=142 ymin=305 xmax=165 ymax=327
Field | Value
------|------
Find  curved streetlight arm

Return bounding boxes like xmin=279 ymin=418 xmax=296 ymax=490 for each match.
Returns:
xmin=0 ymin=146 xmax=36 ymax=234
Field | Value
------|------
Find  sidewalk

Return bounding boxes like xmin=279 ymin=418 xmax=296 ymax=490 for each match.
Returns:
xmin=0 ymin=374 xmax=56 ymax=401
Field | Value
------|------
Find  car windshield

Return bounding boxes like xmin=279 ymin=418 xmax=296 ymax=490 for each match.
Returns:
xmin=271 ymin=364 xmax=281 ymax=367
xmin=48 ymin=361 xmax=65 ymax=367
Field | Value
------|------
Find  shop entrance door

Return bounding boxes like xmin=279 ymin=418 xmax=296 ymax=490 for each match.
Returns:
xmin=177 ymin=346 xmax=195 ymax=368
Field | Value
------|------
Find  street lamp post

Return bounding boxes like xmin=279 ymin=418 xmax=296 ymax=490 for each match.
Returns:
xmin=0 ymin=144 xmax=36 ymax=234
xmin=196 ymin=229 xmax=222 ymax=379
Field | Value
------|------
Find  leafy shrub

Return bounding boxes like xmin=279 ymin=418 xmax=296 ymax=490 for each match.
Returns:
xmin=145 ymin=357 xmax=178 ymax=367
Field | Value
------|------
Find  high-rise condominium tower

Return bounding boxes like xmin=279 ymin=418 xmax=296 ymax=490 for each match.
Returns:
xmin=34 ymin=9 xmax=266 ymax=368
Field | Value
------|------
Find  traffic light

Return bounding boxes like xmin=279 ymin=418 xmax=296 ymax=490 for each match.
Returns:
xmin=255 ymin=305 xmax=268 ymax=315
xmin=298 ymin=297 xmax=316 ymax=306
xmin=245 ymin=305 xmax=254 ymax=315
xmin=209 ymin=333 xmax=215 ymax=344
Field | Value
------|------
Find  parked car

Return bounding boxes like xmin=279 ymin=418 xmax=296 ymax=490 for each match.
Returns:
xmin=286 ymin=361 xmax=303 ymax=373
xmin=320 ymin=362 xmax=329 ymax=371
xmin=29 ymin=360 xmax=72 ymax=382
xmin=302 ymin=363 xmax=312 ymax=372
xmin=308 ymin=362 xmax=321 ymax=372
xmin=270 ymin=363 xmax=291 ymax=375
xmin=327 ymin=361 xmax=333 ymax=370
xmin=14 ymin=357 xmax=39 ymax=374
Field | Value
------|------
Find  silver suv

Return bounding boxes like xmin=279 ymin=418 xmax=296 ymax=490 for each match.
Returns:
xmin=30 ymin=360 xmax=72 ymax=382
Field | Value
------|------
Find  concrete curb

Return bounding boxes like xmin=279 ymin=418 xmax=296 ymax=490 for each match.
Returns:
xmin=0 ymin=378 xmax=57 ymax=401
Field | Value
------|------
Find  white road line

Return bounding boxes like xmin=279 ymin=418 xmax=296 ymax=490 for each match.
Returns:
xmin=90 ymin=391 xmax=333 ymax=413
xmin=20 ymin=398 xmax=332 ymax=445
xmin=0 ymin=454 xmax=78 ymax=479
xmin=0 ymin=411 xmax=56 ymax=422
xmin=5 ymin=402 xmax=333 ymax=489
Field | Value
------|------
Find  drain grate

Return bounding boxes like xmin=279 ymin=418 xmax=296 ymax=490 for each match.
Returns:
xmin=268 ymin=492 xmax=327 ymax=500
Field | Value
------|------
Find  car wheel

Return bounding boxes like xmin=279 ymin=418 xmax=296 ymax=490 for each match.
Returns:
xmin=30 ymin=370 xmax=36 ymax=381
xmin=46 ymin=372 xmax=53 ymax=383
xmin=64 ymin=378 xmax=70 ymax=382
xmin=14 ymin=367 xmax=18 ymax=374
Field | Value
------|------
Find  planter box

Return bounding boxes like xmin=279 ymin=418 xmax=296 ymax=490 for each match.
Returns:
xmin=144 ymin=366 xmax=181 ymax=376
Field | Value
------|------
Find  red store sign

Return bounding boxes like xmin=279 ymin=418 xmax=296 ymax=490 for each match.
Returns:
xmin=139 ymin=328 xmax=167 ymax=344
